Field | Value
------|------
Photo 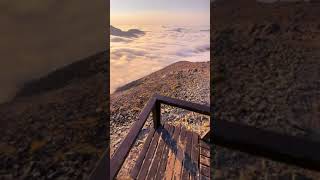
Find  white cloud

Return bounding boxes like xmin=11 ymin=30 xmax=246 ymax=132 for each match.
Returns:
xmin=110 ymin=25 xmax=210 ymax=93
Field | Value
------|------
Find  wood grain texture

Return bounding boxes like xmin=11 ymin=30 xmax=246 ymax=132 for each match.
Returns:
xmin=164 ymin=125 xmax=181 ymax=179
xmin=181 ymin=130 xmax=193 ymax=179
xmin=147 ymin=125 xmax=169 ymax=179
xmin=110 ymin=94 xmax=210 ymax=179
xmin=155 ymin=125 xmax=175 ymax=180
xmin=200 ymin=155 xmax=210 ymax=167
xmin=173 ymin=126 xmax=187 ymax=180
xmin=130 ymin=128 xmax=156 ymax=179
xmin=110 ymin=97 xmax=157 ymax=179
xmin=199 ymin=164 xmax=210 ymax=178
xmin=131 ymin=124 xmax=211 ymax=180
xmin=200 ymin=147 xmax=210 ymax=158
xmin=190 ymin=132 xmax=200 ymax=180
xmin=137 ymin=128 xmax=162 ymax=179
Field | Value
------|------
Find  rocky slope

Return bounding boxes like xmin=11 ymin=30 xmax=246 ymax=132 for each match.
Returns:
xmin=110 ymin=61 xmax=210 ymax=178
xmin=212 ymin=0 xmax=320 ymax=179
xmin=0 ymin=52 xmax=108 ymax=180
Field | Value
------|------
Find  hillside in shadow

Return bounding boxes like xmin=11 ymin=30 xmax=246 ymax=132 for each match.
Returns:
xmin=212 ymin=0 xmax=320 ymax=179
xmin=0 ymin=52 xmax=108 ymax=179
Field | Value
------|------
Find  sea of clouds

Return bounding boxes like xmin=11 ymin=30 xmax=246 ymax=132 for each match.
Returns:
xmin=110 ymin=25 xmax=210 ymax=93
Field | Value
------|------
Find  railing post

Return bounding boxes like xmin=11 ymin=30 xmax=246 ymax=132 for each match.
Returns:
xmin=153 ymin=100 xmax=161 ymax=129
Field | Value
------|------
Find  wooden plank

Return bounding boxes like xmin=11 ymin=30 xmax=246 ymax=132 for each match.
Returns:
xmin=214 ymin=120 xmax=320 ymax=171
xmin=179 ymin=126 xmax=187 ymax=146
xmin=199 ymin=164 xmax=210 ymax=178
xmin=200 ymin=147 xmax=210 ymax=158
xmin=89 ymin=149 xmax=109 ymax=180
xmin=164 ymin=125 xmax=182 ymax=179
xmin=155 ymin=95 xmax=210 ymax=116
xmin=146 ymin=124 xmax=170 ymax=179
xmin=181 ymin=130 xmax=193 ymax=179
xmin=200 ymin=155 xmax=210 ymax=167
xmin=199 ymin=140 xmax=210 ymax=150
xmin=137 ymin=128 xmax=162 ymax=179
xmin=130 ymin=128 xmax=156 ymax=179
xmin=110 ymin=97 xmax=157 ymax=179
xmin=200 ymin=174 xmax=210 ymax=180
xmin=153 ymin=100 xmax=161 ymax=129
xmin=201 ymin=131 xmax=210 ymax=142
xmin=173 ymin=126 xmax=187 ymax=180
xmin=155 ymin=125 xmax=175 ymax=180
xmin=190 ymin=132 xmax=199 ymax=180
xmin=110 ymin=94 xmax=210 ymax=178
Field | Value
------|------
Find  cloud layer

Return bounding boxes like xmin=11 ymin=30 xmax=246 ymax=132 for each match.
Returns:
xmin=110 ymin=25 xmax=210 ymax=93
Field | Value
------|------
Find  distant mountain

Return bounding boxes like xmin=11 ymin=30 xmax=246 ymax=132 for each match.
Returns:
xmin=110 ymin=25 xmax=145 ymax=38
xmin=168 ymin=27 xmax=187 ymax=32
xmin=15 ymin=51 xmax=106 ymax=98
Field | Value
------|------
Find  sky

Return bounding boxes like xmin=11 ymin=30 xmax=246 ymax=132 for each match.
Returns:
xmin=111 ymin=0 xmax=210 ymax=26
xmin=110 ymin=0 xmax=210 ymax=93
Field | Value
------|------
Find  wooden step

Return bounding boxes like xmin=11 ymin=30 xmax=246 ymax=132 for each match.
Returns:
xmin=130 ymin=124 xmax=211 ymax=180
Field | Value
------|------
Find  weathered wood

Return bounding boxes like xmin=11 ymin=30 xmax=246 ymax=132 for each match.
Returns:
xmin=179 ymin=126 xmax=187 ymax=146
xmin=199 ymin=140 xmax=211 ymax=150
xmin=137 ymin=128 xmax=162 ymax=179
xmin=181 ymin=130 xmax=193 ymax=179
xmin=153 ymin=101 xmax=161 ymax=129
xmin=155 ymin=125 xmax=175 ymax=180
xmin=173 ymin=126 xmax=187 ymax=179
xmin=190 ymin=132 xmax=199 ymax=180
xmin=200 ymin=155 xmax=210 ymax=167
xmin=109 ymin=92 xmax=320 ymax=179
xmin=199 ymin=164 xmax=210 ymax=178
xmin=164 ymin=125 xmax=182 ymax=179
xmin=200 ymin=174 xmax=210 ymax=180
xmin=130 ymin=128 xmax=156 ymax=179
xmin=155 ymin=95 xmax=210 ymax=116
xmin=132 ymin=124 xmax=211 ymax=180
xmin=200 ymin=147 xmax=210 ymax=158
xmin=110 ymin=97 xmax=157 ymax=179
xmin=147 ymin=124 xmax=169 ymax=179
xmin=110 ymin=94 xmax=210 ymax=179
xmin=201 ymin=131 xmax=210 ymax=143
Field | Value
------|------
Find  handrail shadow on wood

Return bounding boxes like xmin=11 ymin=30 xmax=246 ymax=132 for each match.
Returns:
xmin=109 ymin=94 xmax=210 ymax=179
xmin=91 ymin=94 xmax=320 ymax=180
